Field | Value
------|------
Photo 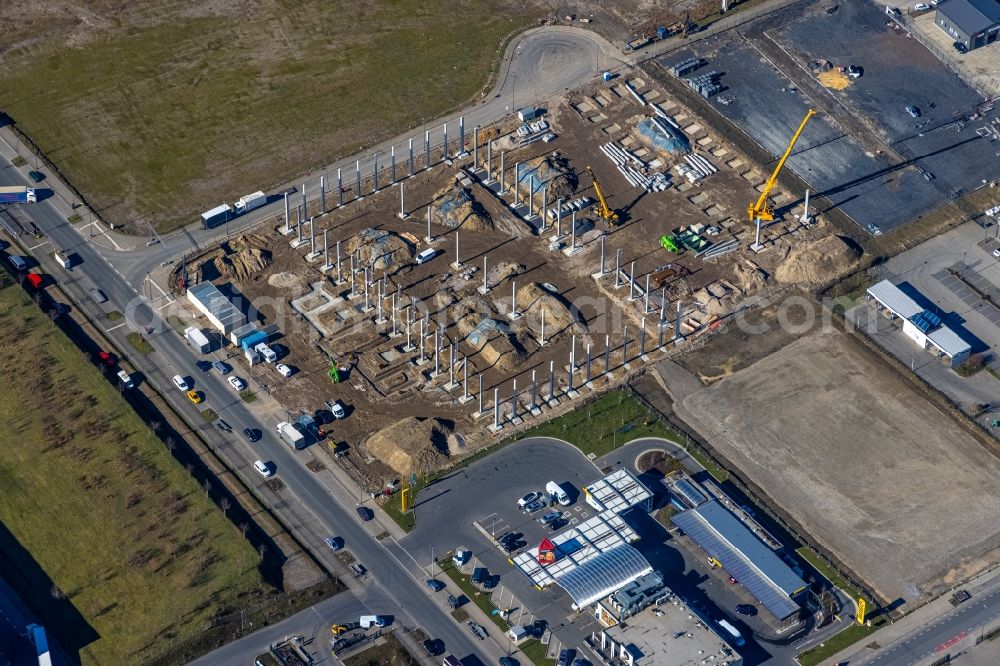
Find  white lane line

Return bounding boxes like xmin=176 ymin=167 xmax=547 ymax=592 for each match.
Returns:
xmin=150 ymin=279 xmax=168 ymax=297
xmin=28 ymin=240 xmax=50 ymax=250
xmin=106 ymin=322 xmax=127 ymax=332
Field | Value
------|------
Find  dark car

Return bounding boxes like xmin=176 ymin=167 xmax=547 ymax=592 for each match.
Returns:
xmin=215 ymin=419 xmax=232 ymax=433
xmin=736 ymin=604 xmax=758 ymax=616
xmin=28 ymin=171 xmax=45 ymax=183
xmin=557 ymin=649 xmax=575 ymax=666
xmin=953 ymin=41 xmax=968 ymax=54
xmin=499 ymin=657 xmax=520 ymax=666
xmin=356 ymin=506 xmax=374 ymax=521
xmin=422 ymin=638 xmax=445 ymax=656
xmin=426 ymin=578 xmax=445 ymax=592
xmin=242 ymin=427 xmax=261 ymax=442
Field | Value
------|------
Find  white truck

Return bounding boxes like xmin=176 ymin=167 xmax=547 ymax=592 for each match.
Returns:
xmin=234 ymin=191 xmax=266 ymax=215
xmin=184 ymin=327 xmax=211 ymax=354
xmin=276 ymin=421 xmax=306 ymax=450
xmin=546 ymin=481 xmax=571 ymax=506
xmin=0 ymin=185 xmax=37 ymax=204
xmin=255 ymin=342 xmax=278 ymax=363
xmin=359 ymin=615 xmax=386 ymax=629
xmin=716 ymin=619 xmax=745 ymax=647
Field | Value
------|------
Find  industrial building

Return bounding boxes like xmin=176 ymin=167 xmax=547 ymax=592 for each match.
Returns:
xmin=186 ymin=282 xmax=268 ymax=349
xmin=590 ymin=592 xmax=742 ymax=666
xmin=935 ymin=0 xmax=1000 ymax=51
xmin=865 ymin=280 xmax=971 ymax=368
xmin=672 ymin=500 xmax=807 ymax=621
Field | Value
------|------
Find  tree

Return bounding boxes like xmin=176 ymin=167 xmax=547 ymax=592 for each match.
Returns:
xmin=49 ymin=585 xmax=66 ymax=600
xmin=220 ymin=497 xmax=231 ymax=517
xmin=239 ymin=522 xmax=249 ymax=539
xmin=203 ymin=479 xmax=212 ymax=497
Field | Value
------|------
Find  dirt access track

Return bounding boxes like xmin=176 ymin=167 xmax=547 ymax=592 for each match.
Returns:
xmin=672 ymin=326 xmax=1000 ymax=604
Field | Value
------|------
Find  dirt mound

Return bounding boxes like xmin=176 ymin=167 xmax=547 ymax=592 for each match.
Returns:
xmin=516 ymin=154 xmax=577 ymax=201
xmin=516 ymin=282 xmax=585 ymax=335
xmin=487 ymin=261 xmax=523 ymax=288
xmin=268 ymin=272 xmax=304 ymax=290
xmin=691 ymin=281 xmax=737 ymax=318
xmin=432 ymin=184 xmax=493 ymax=231
xmin=346 ymin=228 xmax=413 ymax=273
xmin=731 ymin=259 xmax=770 ymax=294
xmin=364 ymin=417 xmax=452 ymax=477
xmin=455 ymin=314 xmax=526 ymax=372
xmin=774 ymin=235 xmax=861 ymax=285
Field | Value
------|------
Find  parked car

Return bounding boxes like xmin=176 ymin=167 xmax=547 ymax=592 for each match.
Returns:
xmin=557 ymin=649 xmax=575 ymax=666
xmin=116 ymin=369 xmax=134 ymax=389
xmin=538 ymin=510 xmax=562 ymax=525
xmin=329 ymin=399 xmax=347 ymax=419
xmin=423 ymin=638 xmax=445 ymax=656
xmin=7 ymin=255 xmax=27 ymax=271
xmin=254 ymin=460 xmax=273 ymax=477
xmin=913 ymin=3 xmax=929 ymax=10
xmin=426 ymin=579 xmax=445 ymax=592
xmin=186 ymin=390 xmax=203 ymax=404
xmin=323 ymin=536 xmax=343 ymax=551
xmin=736 ymin=604 xmax=758 ymax=616
xmin=867 ymin=223 xmax=883 ymax=236
xmin=242 ymin=427 xmax=261 ymax=442
xmin=212 ymin=361 xmax=231 ymax=375
xmin=28 ymin=170 xmax=45 ymax=183
xmin=993 ymin=247 xmax=1000 ymax=258
xmin=356 ymin=506 xmax=374 ymax=521
xmin=953 ymin=41 xmax=968 ymax=53
xmin=499 ymin=657 xmax=520 ymax=666
xmin=172 ymin=374 xmax=190 ymax=391
xmin=228 ymin=376 xmax=247 ymax=391
xmin=572 ymin=660 xmax=590 ymax=666
xmin=523 ymin=500 xmax=545 ymax=513
xmin=88 ymin=287 xmax=108 ymax=303
xmin=517 ymin=491 xmax=542 ymax=508
xmin=276 ymin=363 xmax=293 ymax=378
xmin=906 ymin=104 xmax=921 ymax=118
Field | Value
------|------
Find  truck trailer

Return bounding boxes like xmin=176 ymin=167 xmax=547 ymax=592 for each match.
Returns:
xmin=0 ymin=185 xmax=37 ymax=204
xmin=184 ymin=327 xmax=211 ymax=353
xmin=234 ymin=191 xmax=266 ymax=215
xmin=276 ymin=421 xmax=306 ymax=450
xmin=200 ymin=203 xmax=232 ymax=229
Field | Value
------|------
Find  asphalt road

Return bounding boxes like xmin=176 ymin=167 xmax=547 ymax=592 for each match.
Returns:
xmin=863 ymin=585 xmax=1000 ymax=666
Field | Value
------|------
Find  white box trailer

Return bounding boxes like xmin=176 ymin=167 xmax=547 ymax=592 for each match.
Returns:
xmin=276 ymin=421 xmax=306 ymax=450
xmin=184 ymin=326 xmax=211 ymax=353
xmin=234 ymin=191 xmax=266 ymax=214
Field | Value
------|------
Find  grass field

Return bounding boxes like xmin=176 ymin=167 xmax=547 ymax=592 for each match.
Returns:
xmin=0 ymin=1 xmax=536 ymax=232
xmin=517 ymin=390 xmax=684 ymax=458
xmin=0 ymin=272 xmax=270 ymax=664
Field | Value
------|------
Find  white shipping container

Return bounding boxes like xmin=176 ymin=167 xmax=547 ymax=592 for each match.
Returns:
xmin=235 ymin=191 xmax=267 ymax=214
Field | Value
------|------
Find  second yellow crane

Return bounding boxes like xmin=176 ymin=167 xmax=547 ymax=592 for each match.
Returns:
xmin=747 ymin=109 xmax=815 ymax=223
xmin=586 ymin=166 xmax=620 ymax=226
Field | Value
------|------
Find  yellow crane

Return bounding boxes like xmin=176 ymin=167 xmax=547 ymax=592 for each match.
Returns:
xmin=586 ymin=166 xmax=620 ymax=226
xmin=747 ymin=109 xmax=815 ymax=223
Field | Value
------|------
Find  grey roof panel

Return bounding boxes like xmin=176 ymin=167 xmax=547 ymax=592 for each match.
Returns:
xmin=938 ymin=0 xmax=1000 ymax=35
xmin=672 ymin=501 xmax=805 ymax=620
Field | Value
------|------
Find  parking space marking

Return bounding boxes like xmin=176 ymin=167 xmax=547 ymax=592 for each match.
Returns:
xmin=28 ymin=240 xmax=50 ymax=251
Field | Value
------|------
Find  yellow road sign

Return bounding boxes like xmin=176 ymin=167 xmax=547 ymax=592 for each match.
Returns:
xmin=400 ymin=486 xmax=411 ymax=513
xmin=856 ymin=598 xmax=866 ymax=625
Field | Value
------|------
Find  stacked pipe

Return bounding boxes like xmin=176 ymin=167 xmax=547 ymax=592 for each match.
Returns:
xmin=599 ymin=141 xmax=671 ymax=192
xmin=546 ymin=196 xmax=594 ymax=221
xmin=622 ymin=81 xmax=647 ymax=106
xmin=683 ymin=154 xmax=717 ymax=179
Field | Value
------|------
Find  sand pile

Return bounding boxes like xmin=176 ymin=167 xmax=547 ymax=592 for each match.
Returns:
xmin=516 ymin=154 xmax=577 ymax=200
xmin=364 ymin=417 xmax=452 ymax=477
xmin=268 ymin=271 xmax=305 ymax=290
xmin=731 ymin=260 xmax=770 ymax=294
xmin=455 ymin=313 xmax=526 ymax=372
xmin=487 ymin=262 xmax=523 ymax=288
xmin=691 ymin=281 xmax=737 ymax=318
xmin=432 ymin=184 xmax=493 ymax=231
xmin=774 ymin=235 xmax=861 ymax=285
xmin=347 ymin=228 xmax=413 ymax=272
xmin=516 ymin=282 xmax=585 ymax=335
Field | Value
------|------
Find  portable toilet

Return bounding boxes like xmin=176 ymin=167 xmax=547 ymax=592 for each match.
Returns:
xmin=657 ymin=26 xmax=669 ymax=39
xmin=602 ymin=71 xmax=614 ymax=81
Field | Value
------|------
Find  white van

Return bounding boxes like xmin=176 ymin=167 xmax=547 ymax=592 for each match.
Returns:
xmin=546 ymin=481 xmax=571 ymax=506
xmin=415 ymin=248 xmax=438 ymax=265
xmin=716 ymin=619 xmax=745 ymax=647
xmin=116 ymin=370 xmax=134 ymax=389
xmin=253 ymin=460 xmax=273 ymax=477
xmin=359 ymin=615 xmax=386 ymax=628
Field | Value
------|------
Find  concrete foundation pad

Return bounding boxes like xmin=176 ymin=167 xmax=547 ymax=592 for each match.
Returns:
xmin=472 ymin=410 xmax=487 ymax=420
xmin=548 ymin=234 xmax=567 ymax=243
xmin=321 ymin=264 xmax=335 ymax=273
xmin=506 ymin=312 xmax=523 ymax=321
xmin=290 ymin=239 xmax=309 ymax=249
xmin=458 ymin=394 xmax=475 ymax=404
xmin=750 ymin=242 xmax=767 ymax=253
xmin=562 ymin=246 xmax=583 ymax=257
xmin=476 ymin=286 xmax=491 ymax=295
xmin=443 ymin=381 xmax=460 ymax=392
xmin=591 ymin=272 xmax=607 ymax=281
xmin=565 ymin=389 xmax=580 ymax=400
xmin=411 ymin=357 xmax=429 ymax=367
xmin=278 ymin=226 xmax=295 ymax=236
xmin=401 ymin=344 xmax=416 ymax=353
xmin=547 ymin=397 xmax=561 ymax=407
xmin=305 ymin=251 xmax=322 ymax=262
xmin=450 ymin=262 xmax=463 ymax=270
xmin=487 ymin=423 xmax=504 ymax=433
xmin=374 ymin=317 xmax=387 ymax=325
xmin=388 ymin=331 xmax=402 ymax=339
xmin=530 ymin=407 xmax=542 ymax=417
xmin=510 ymin=416 xmax=524 ymax=426
xmin=397 ymin=212 xmax=410 ymax=220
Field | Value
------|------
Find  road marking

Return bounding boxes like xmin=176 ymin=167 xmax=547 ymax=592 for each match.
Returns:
xmin=106 ymin=322 xmax=127 ymax=332
xmin=149 ymin=279 xmax=168 ymax=297
xmin=28 ymin=240 xmax=50 ymax=250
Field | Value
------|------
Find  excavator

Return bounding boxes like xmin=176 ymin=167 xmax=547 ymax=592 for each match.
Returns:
xmin=330 ymin=621 xmax=360 ymax=636
xmin=747 ymin=109 xmax=815 ymax=223
xmin=585 ymin=166 xmax=620 ymax=227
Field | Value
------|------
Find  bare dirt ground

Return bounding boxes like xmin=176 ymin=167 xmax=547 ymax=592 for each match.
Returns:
xmin=672 ymin=325 xmax=1000 ymax=604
